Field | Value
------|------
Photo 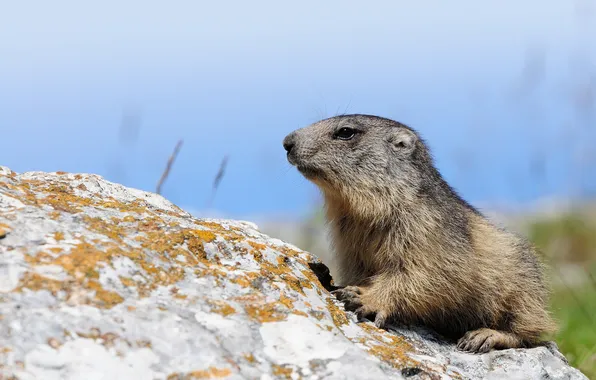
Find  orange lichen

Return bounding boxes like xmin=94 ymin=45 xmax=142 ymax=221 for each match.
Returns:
xmin=276 ymin=293 xmax=308 ymax=317
xmin=231 ymin=294 xmax=265 ymax=304
xmin=136 ymin=340 xmax=152 ymax=348
xmin=248 ymin=241 xmax=267 ymax=251
xmin=83 ymin=216 xmax=125 ymax=242
xmin=357 ymin=323 xmax=419 ymax=370
xmin=119 ymin=277 xmax=135 ymax=287
xmin=279 ymin=246 xmax=307 ymax=260
xmin=244 ymin=302 xmax=287 ymax=323
xmin=87 ymin=279 xmax=124 ymax=307
xmin=254 ymin=254 xmax=310 ymax=297
xmin=23 ymin=250 xmax=55 ymax=264
xmin=193 ymin=229 xmax=216 ymax=243
xmin=280 ymin=275 xmax=308 ymax=296
xmin=43 ymin=191 xmax=94 ymax=213
xmin=308 ymin=310 xmax=326 ymax=320
xmin=43 ymin=183 xmax=71 ymax=193
xmin=50 ymin=240 xmax=106 ymax=279
xmin=326 ymin=298 xmax=349 ymax=327
xmin=170 ymin=287 xmax=188 ymax=300
xmin=300 ymin=269 xmax=323 ymax=292
xmin=123 ymin=215 xmax=136 ymax=223
xmin=242 ymin=353 xmax=256 ymax=363
xmin=0 ymin=224 xmax=9 ymax=238
xmin=168 ymin=367 xmax=232 ymax=379
xmin=95 ymin=199 xmax=149 ymax=214
xmin=251 ymin=249 xmax=263 ymax=262
xmin=271 ymin=364 xmax=293 ymax=379
xmin=208 ymin=300 xmax=236 ymax=316
xmin=16 ymin=273 xmax=68 ymax=294
xmin=230 ymin=271 xmax=260 ymax=288
xmin=278 ymin=293 xmax=294 ymax=309
xmin=54 ymin=231 xmax=65 ymax=242
xmin=196 ymin=221 xmax=244 ymax=243
xmin=17 ymin=240 xmax=126 ymax=308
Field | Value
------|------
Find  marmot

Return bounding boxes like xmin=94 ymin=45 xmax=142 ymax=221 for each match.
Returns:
xmin=283 ymin=114 xmax=556 ymax=353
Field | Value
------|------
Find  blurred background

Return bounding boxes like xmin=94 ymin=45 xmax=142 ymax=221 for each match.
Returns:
xmin=1 ymin=0 xmax=594 ymax=375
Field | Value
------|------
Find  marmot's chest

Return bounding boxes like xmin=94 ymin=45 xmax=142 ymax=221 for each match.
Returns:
xmin=348 ymin=233 xmax=402 ymax=273
xmin=347 ymin=231 xmax=455 ymax=275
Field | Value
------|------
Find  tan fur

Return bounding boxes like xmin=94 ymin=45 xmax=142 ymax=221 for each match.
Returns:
xmin=283 ymin=114 xmax=557 ymax=353
xmin=327 ymin=197 xmax=556 ymax=350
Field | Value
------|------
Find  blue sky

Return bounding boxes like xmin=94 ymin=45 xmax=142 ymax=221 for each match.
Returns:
xmin=1 ymin=1 xmax=595 ymax=219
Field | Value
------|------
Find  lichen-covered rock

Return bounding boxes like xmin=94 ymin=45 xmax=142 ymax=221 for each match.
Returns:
xmin=0 ymin=166 xmax=587 ymax=380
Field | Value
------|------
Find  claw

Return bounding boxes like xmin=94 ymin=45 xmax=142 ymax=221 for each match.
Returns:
xmin=332 ymin=287 xmax=361 ymax=299
xmin=457 ymin=339 xmax=466 ymax=350
xmin=457 ymin=329 xmax=497 ymax=354
xmin=355 ymin=306 xmax=375 ymax=320
xmin=342 ymin=299 xmax=363 ymax=312
xmin=478 ymin=340 xmax=492 ymax=353
xmin=331 ymin=288 xmax=355 ymax=301
xmin=330 ymin=289 xmax=346 ymax=300
xmin=343 ymin=286 xmax=362 ymax=294
xmin=374 ymin=311 xmax=389 ymax=328
xmin=330 ymin=286 xmax=393 ymax=329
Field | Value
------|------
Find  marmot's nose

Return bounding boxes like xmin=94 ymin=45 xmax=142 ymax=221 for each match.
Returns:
xmin=283 ymin=133 xmax=296 ymax=154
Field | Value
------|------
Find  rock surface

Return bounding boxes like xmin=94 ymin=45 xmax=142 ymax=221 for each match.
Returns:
xmin=0 ymin=166 xmax=587 ymax=380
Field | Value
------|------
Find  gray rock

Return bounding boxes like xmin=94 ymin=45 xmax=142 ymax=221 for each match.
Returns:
xmin=0 ymin=167 xmax=587 ymax=380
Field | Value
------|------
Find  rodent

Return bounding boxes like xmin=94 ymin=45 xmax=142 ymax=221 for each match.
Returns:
xmin=282 ymin=114 xmax=556 ymax=353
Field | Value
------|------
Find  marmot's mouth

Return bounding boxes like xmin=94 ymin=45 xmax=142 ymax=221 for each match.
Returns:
xmin=296 ymin=164 xmax=323 ymax=180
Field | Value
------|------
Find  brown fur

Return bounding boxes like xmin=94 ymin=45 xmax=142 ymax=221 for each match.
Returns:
xmin=283 ymin=114 xmax=556 ymax=353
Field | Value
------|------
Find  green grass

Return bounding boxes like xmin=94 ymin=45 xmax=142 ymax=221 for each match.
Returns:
xmin=550 ymin=285 xmax=596 ymax=378
xmin=526 ymin=213 xmax=596 ymax=378
xmin=528 ymin=214 xmax=596 ymax=263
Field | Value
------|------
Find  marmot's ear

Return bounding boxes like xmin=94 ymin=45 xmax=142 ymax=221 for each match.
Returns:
xmin=389 ymin=129 xmax=417 ymax=154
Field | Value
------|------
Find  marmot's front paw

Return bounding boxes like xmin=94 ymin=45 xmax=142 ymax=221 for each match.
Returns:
xmin=331 ymin=286 xmax=363 ymax=310
xmin=331 ymin=286 xmax=391 ymax=328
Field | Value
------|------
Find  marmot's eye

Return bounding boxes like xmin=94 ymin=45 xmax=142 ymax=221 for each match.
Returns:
xmin=334 ymin=127 xmax=357 ymax=140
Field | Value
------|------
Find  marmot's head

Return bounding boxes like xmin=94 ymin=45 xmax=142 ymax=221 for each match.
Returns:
xmin=283 ymin=114 xmax=434 ymax=201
